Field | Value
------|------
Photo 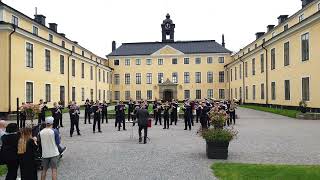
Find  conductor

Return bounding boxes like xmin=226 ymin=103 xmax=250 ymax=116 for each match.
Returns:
xmin=136 ymin=105 xmax=149 ymax=144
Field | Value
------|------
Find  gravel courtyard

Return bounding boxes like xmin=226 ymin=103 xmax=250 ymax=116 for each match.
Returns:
xmin=2 ymin=107 xmax=320 ymax=180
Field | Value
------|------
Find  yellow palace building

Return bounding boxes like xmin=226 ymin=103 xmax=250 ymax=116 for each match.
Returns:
xmin=0 ymin=1 xmax=112 ymax=114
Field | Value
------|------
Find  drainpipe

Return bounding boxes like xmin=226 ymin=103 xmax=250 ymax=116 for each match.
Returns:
xmin=239 ymin=58 xmax=245 ymax=104
xmin=95 ymin=63 xmax=98 ymax=101
xmin=262 ymin=43 xmax=269 ymax=105
xmin=8 ymin=25 xmax=16 ymax=113
xmin=67 ymin=52 xmax=72 ymax=103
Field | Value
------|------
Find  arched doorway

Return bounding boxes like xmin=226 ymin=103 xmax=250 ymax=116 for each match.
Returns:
xmin=163 ymin=89 xmax=173 ymax=102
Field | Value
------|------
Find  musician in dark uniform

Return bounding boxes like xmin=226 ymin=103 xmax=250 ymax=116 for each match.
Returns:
xmin=127 ymin=99 xmax=134 ymax=122
xmin=132 ymin=102 xmax=140 ymax=126
xmin=182 ymin=100 xmax=192 ymax=131
xmin=84 ymin=99 xmax=92 ymax=124
xmin=101 ymin=100 xmax=108 ymax=124
xmin=170 ymin=99 xmax=178 ymax=125
xmin=152 ymin=98 xmax=157 ymax=119
xmin=163 ymin=102 xmax=170 ymax=129
xmin=38 ymin=99 xmax=48 ymax=124
xmin=58 ymin=100 xmax=64 ymax=127
xmin=115 ymin=101 xmax=119 ymax=128
xmin=200 ymin=102 xmax=210 ymax=130
xmin=19 ymin=103 xmax=27 ymax=128
xmin=116 ymin=101 xmax=126 ymax=131
xmin=69 ymin=101 xmax=81 ymax=137
xmin=155 ymin=101 xmax=163 ymax=125
xmin=92 ymin=101 xmax=102 ymax=133
xmin=196 ymin=101 xmax=201 ymax=123
xmin=51 ymin=102 xmax=62 ymax=129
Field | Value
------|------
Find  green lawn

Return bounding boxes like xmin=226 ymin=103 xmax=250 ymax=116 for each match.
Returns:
xmin=0 ymin=165 xmax=7 ymax=176
xmin=212 ymin=163 xmax=320 ymax=180
xmin=240 ymin=104 xmax=299 ymax=118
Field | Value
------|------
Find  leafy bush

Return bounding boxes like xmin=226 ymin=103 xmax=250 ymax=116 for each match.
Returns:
xmin=201 ymin=128 xmax=237 ymax=143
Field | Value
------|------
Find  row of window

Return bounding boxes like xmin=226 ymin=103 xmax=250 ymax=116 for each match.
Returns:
xmin=25 ymin=42 xmax=110 ymax=83
xmin=230 ymin=33 xmax=309 ymax=81
xmin=115 ymin=72 xmax=225 ymax=85
xmin=114 ymin=89 xmax=226 ymax=101
xmin=25 ymin=82 xmax=110 ymax=103
xmin=231 ymin=77 xmax=310 ymax=101
xmin=114 ymin=57 xmax=225 ymax=66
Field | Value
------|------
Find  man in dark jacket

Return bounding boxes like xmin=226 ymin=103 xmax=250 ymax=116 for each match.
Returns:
xmin=84 ymin=99 xmax=92 ymax=124
xmin=136 ymin=106 xmax=149 ymax=144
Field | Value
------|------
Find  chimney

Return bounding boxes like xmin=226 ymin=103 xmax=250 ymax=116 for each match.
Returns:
xmin=34 ymin=14 xmax=46 ymax=26
xmin=302 ymin=0 xmax=315 ymax=8
xmin=49 ymin=23 xmax=57 ymax=32
xmin=222 ymin=34 xmax=225 ymax=47
xmin=59 ymin=33 xmax=65 ymax=37
xmin=73 ymin=41 xmax=78 ymax=44
xmin=112 ymin=41 xmax=116 ymax=51
xmin=255 ymin=32 xmax=265 ymax=40
xmin=278 ymin=15 xmax=289 ymax=24
xmin=267 ymin=25 xmax=275 ymax=32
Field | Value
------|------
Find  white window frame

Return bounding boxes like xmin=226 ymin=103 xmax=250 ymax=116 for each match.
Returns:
xmin=146 ymin=58 xmax=152 ymax=65
xmin=125 ymin=59 xmax=130 ymax=66
xmin=25 ymin=41 xmax=34 ymax=69
xmin=158 ymin=58 xmax=163 ymax=65
xmin=301 ymin=75 xmax=311 ymax=102
xmin=12 ymin=15 xmax=19 ymax=26
xmin=45 ymin=48 xmax=51 ymax=72
xmin=136 ymin=58 xmax=141 ymax=65
xmin=45 ymin=83 xmax=52 ymax=103
xmin=299 ymin=14 xmax=304 ymax=22
xmin=25 ymin=81 xmax=34 ymax=103
xmin=32 ymin=25 xmax=39 ymax=36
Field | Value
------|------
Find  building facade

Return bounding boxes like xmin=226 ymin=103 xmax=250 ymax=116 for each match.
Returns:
xmin=0 ymin=2 xmax=112 ymax=114
xmin=107 ymin=14 xmax=232 ymax=102
xmin=226 ymin=0 xmax=320 ymax=109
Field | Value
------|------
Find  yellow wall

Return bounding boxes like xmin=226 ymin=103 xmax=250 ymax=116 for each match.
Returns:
xmin=0 ymin=30 xmax=10 ymax=112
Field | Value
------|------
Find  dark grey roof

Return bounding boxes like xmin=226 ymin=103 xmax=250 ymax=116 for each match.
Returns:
xmin=107 ymin=40 xmax=232 ymax=57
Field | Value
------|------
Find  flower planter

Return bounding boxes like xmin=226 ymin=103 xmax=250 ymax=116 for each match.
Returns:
xmin=300 ymin=107 xmax=307 ymax=113
xmin=206 ymin=141 xmax=229 ymax=159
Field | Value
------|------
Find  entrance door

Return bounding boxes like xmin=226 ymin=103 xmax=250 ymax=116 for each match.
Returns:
xmin=163 ymin=90 xmax=173 ymax=102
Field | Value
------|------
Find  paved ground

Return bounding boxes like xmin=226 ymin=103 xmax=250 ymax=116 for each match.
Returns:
xmin=2 ymin=107 xmax=320 ymax=180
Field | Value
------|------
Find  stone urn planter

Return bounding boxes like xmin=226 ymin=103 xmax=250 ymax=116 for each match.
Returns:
xmin=206 ymin=141 xmax=229 ymax=159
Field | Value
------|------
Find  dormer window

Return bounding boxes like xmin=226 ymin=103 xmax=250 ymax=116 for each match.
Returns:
xmin=32 ymin=26 xmax=38 ymax=36
xmin=299 ymin=14 xmax=304 ymax=22
xmin=12 ymin=15 xmax=19 ymax=26
xmin=61 ymin=41 xmax=65 ymax=48
xmin=72 ymin=46 xmax=75 ymax=52
xmin=284 ymin=24 xmax=289 ymax=31
xmin=49 ymin=34 xmax=53 ymax=42
xmin=82 ymin=51 xmax=84 ymax=57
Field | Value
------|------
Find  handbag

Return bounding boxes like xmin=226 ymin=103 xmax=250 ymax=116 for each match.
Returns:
xmin=147 ymin=119 xmax=152 ymax=128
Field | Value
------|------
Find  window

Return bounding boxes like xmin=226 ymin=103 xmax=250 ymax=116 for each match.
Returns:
xmin=261 ymin=83 xmax=265 ymax=100
xmin=245 ymin=62 xmax=248 ymax=77
xmin=284 ymin=42 xmax=290 ymax=66
xmin=184 ymin=58 xmax=189 ymax=64
xmin=218 ymin=57 xmax=225 ymax=63
xmin=235 ymin=88 xmax=237 ymax=99
xmin=195 ymin=57 xmax=201 ymax=64
xmin=107 ymin=90 xmax=111 ymax=101
xmin=158 ymin=73 xmax=164 ymax=83
xmin=125 ymin=91 xmax=130 ymax=101
xmin=90 ymin=66 xmax=93 ymax=80
xmin=103 ymin=71 xmax=105 ymax=83
xmin=26 ymin=82 xmax=33 ymax=103
xmin=184 ymin=90 xmax=190 ymax=99
xmin=82 ymin=51 xmax=84 ymax=57
xmin=207 ymin=72 xmax=213 ymax=83
xmin=207 ymin=57 xmax=213 ymax=64
xmin=136 ymin=73 xmax=141 ymax=84
xmin=136 ymin=59 xmax=141 ymax=65
xmin=90 ymin=89 xmax=94 ymax=101
xmin=12 ymin=15 xmax=19 ymax=26
xmin=302 ymin=77 xmax=310 ymax=101
xmin=219 ymin=89 xmax=225 ymax=99
xmin=114 ymin=91 xmax=120 ymax=101
xmin=184 ymin=72 xmax=190 ymax=83
xmin=146 ymin=59 xmax=152 ymax=65
xmin=114 ymin=74 xmax=120 ymax=85
xmin=301 ymin=33 xmax=309 ymax=61
xmin=81 ymin=63 xmax=85 ymax=79
xmin=32 ymin=26 xmax=38 ymax=36
xmin=125 ymin=73 xmax=130 ymax=84
xmin=239 ymin=64 xmax=242 ymax=79
xmin=196 ymin=90 xmax=201 ymax=99
xmin=248 ymin=48 xmax=251 ymax=52
xmin=107 ymin=72 xmax=110 ymax=84
xmin=252 ymin=85 xmax=256 ymax=100
xmin=245 ymin=86 xmax=248 ymax=100
xmin=299 ymin=14 xmax=304 ymax=22
xmin=26 ymin=42 xmax=33 ymax=68
xmin=98 ymin=89 xmax=101 ymax=101
xmin=60 ymin=55 xmax=64 ymax=74
xmin=61 ymin=41 xmax=65 ymax=48
xmin=114 ymin=59 xmax=120 ymax=66
xmin=49 ymin=34 xmax=53 ymax=42
xmin=231 ymin=89 xmax=233 ymax=99
xmin=158 ymin=58 xmax=163 ymax=65
xmin=71 ymin=59 xmax=75 ymax=77
xmin=103 ymin=90 xmax=106 ymax=101
xmin=271 ymin=48 xmax=276 ymax=70
xmin=195 ymin=72 xmax=201 ymax=83
xmin=125 ymin=59 xmax=130 ymax=66
xmin=172 ymin=72 xmax=178 ymax=83
xmin=59 ymin=86 xmax=65 ymax=103
xmin=235 ymin=67 xmax=237 ymax=80
xmin=239 ymin=87 xmax=242 ymax=99
xmin=252 ymin=58 xmax=256 ymax=75
xmin=318 ymin=3 xmax=320 ymax=11
xmin=231 ymin=69 xmax=233 ymax=81
xmin=146 ymin=73 xmax=152 ymax=84
xmin=207 ymin=89 xmax=214 ymax=99
xmin=147 ymin=90 xmax=152 ymax=100
xmin=81 ymin=88 xmax=85 ymax=101
xmin=261 ymin=54 xmax=264 ymax=73
xmin=172 ymin=58 xmax=178 ymax=64
xmin=219 ymin=71 xmax=224 ymax=83
xmin=284 ymin=24 xmax=289 ymax=31
xmin=45 ymin=49 xmax=51 ymax=71
xmin=255 ymin=44 xmax=257 ymax=48
xmin=72 ymin=46 xmax=75 ymax=52
xmin=271 ymin=82 xmax=276 ymax=100
xmin=98 ymin=69 xmax=101 ymax=82
xmin=285 ymin=80 xmax=291 ymax=100
xmin=72 ymin=87 xmax=76 ymax=101
xmin=136 ymin=90 xmax=141 ymax=100
xmin=272 ymin=32 xmax=276 ymax=38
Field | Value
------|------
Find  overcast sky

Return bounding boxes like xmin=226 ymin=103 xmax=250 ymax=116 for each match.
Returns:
xmin=3 ymin=0 xmax=301 ymax=57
